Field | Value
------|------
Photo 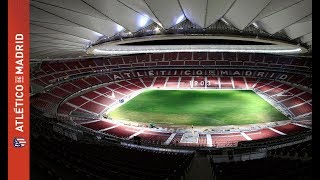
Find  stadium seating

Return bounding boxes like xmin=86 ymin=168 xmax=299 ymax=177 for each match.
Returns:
xmin=35 ymin=75 xmax=309 ymax=116
xmin=30 ymin=52 xmax=312 ymax=149
xmin=31 ymin=124 xmax=194 ymax=180
xmin=31 ymin=73 xmax=312 ymax=148
xmin=31 ymin=53 xmax=311 ymax=90
xmin=211 ymin=156 xmax=311 ymax=179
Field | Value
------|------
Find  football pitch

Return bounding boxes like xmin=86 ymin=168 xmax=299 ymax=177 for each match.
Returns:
xmin=108 ymin=90 xmax=288 ymax=126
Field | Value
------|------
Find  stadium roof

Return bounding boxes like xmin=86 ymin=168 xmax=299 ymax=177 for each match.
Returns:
xmin=31 ymin=0 xmax=312 ymax=59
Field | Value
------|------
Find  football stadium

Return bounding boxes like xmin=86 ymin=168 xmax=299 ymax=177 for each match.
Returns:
xmin=30 ymin=0 xmax=312 ymax=179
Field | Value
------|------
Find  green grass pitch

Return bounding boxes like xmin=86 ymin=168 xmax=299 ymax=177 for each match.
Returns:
xmin=108 ymin=90 xmax=288 ymax=126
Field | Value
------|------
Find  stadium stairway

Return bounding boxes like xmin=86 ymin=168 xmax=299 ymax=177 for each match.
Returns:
xmin=185 ymin=152 xmax=214 ymax=180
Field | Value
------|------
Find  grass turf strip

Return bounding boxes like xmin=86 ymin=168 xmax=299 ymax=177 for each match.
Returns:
xmin=108 ymin=90 xmax=287 ymax=126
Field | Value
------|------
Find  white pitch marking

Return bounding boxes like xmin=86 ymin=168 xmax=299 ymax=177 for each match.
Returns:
xmin=241 ymin=132 xmax=252 ymax=140
xmin=128 ymin=129 xmax=145 ymax=140
xmin=206 ymin=134 xmax=212 ymax=147
xmin=163 ymin=133 xmax=177 ymax=145
xmin=98 ymin=124 xmax=121 ymax=132
xmin=268 ymin=127 xmax=287 ymax=135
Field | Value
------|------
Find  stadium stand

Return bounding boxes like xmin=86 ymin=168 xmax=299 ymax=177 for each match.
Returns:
xmin=31 ymin=52 xmax=311 ymax=179
xmin=28 ymin=0 xmax=312 ymax=177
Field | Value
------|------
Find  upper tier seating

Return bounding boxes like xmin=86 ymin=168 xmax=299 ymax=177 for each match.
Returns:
xmin=31 ymin=53 xmax=311 ymax=88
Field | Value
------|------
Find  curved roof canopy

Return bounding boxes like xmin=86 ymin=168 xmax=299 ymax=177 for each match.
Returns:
xmin=31 ymin=0 xmax=312 ymax=59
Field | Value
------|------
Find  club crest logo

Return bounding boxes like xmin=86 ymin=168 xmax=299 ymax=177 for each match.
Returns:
xmin=13 ymin=137 xmax=26 ymax=148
